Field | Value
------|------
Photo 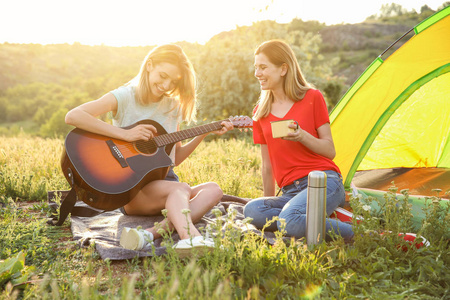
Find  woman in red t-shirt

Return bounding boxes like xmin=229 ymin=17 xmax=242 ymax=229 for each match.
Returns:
xmin=244 ymin=40 xmax=354 ymax=241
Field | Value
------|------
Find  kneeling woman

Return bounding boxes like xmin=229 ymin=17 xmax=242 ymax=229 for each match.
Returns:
xmin=65 ymin=44 xmax=233 ymax=255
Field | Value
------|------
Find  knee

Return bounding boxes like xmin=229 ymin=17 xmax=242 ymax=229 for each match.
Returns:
xmin=243 ymin=200 xmax=257 ymax=218
xmin=243 ymin=200 xmax=268 ymax=225
xmin=203 ymin=182 xmax=223 ymax=205
xmin=171 ymin=182 xmax=191 ymax=198
xmin=278 ymin=211 xmax=307 ymax=238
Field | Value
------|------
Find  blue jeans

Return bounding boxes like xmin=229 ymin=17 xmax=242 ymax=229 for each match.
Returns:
xmin=243 ymin=170 xmax=354 ymax=241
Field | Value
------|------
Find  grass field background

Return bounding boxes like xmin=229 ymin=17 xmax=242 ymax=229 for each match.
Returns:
xmin=1 ymin=135 xmax=449 ymax=299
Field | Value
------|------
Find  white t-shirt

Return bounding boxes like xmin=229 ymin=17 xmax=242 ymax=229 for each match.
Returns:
xmin=110 ymin=85 xmax=182 ymax=161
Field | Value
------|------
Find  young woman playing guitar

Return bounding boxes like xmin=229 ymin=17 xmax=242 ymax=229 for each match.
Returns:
xmin=65 ymin=44 xmax=233 ymax=256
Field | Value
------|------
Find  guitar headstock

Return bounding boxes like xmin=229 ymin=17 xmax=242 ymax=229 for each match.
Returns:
xmin=229 ymin=115 xmax=253 ymax=129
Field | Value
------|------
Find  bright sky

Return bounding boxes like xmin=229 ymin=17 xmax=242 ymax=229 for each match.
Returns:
xmin=0 ymin=0 xmax=446 ymax=46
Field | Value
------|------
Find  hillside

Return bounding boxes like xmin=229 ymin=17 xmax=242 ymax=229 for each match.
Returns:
xmin=320 ymin=22 xmax=412 ymax=84
xmin=0 ymin=4 xmax=447 ymax=137
xmin=0 ymin=20 xmax=424 ymax=92
xmin=317 ymin=2 xmax=447 ymax=84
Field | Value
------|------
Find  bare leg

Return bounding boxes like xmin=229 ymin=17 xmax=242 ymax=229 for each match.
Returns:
xmin=148 ymin=182 xmax=223 ymax=238
xmin=124 ymin=181 xmax=222 ymax=240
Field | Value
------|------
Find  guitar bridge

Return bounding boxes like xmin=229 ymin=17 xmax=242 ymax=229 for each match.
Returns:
xmin=106 ymin=140 xmax=128 ymax=168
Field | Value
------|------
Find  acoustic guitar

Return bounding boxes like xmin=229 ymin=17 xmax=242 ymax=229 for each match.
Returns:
xmin=61 ymin=116 xmax=253 ymax=210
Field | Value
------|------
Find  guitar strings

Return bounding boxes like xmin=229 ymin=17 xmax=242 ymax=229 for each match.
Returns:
xmin=111 ymin=119 xmax=246 ymax=154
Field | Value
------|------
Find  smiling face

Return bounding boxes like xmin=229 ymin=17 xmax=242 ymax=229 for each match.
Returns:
xmin=146 ymin=61 xmax=182 ymax=101
xmin=254 ymin=53 xmax=286 ymax=92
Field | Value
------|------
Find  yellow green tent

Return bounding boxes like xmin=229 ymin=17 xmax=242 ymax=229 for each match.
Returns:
xmin=330 ymin=6 xmax=450 ymax=200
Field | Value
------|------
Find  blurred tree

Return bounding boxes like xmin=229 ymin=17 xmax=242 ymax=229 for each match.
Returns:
xmin=380 ymin=3 xmax=408 ymax=17
xmin=194 ymin=20 xmax=338 ymax=120
xmin=440 ymin=1 xmax=450 ymax=9
xmin=420 ymin=5 xmax=433 ymax=14
xmin=0 ymin=97 xmax=6 ymax=122
xmin=39 ymin=107 xmax=72 ymax=138
xmin=323 ymin=79 xmax=345 ymax=109
xmin=288 ymin=19 xmax=326 ymax=34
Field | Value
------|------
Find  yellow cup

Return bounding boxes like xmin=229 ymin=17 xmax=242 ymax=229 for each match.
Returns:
xmin=271 ymin=119 xmax=299 ymax=138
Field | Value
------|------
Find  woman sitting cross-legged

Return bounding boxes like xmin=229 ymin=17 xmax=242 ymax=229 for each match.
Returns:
xmin=65 ymin=44 xmax=233 ymax=256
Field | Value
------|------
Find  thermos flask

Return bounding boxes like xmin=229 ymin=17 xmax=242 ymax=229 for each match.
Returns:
xmin=306 ymin=171 xmax=327 ymax=245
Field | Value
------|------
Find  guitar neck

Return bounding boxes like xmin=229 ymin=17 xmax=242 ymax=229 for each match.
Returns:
xmin=154 ymin=120 xmax=224 ymax=146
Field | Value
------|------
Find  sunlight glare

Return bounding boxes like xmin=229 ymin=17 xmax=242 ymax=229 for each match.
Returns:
xmin=0 ymin=0 xmax=447 ymax=46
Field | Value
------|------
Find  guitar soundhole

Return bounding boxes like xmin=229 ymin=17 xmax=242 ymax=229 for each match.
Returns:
xmin=135 ymin=140 xmax=158 ymax=155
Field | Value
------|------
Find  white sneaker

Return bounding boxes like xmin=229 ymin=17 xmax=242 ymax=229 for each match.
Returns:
xmin=120 ymin=227 xmax=154 ymax=251
xmin=172 ymin=236 xmax=215 ymax=258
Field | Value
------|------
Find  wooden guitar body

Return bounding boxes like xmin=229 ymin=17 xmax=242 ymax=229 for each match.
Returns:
xmin=61 ymin=120 xmax=173 ymax=210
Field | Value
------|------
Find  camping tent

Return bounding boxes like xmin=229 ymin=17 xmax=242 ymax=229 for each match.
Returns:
xmin=329 ymin=6 xmax=450 ymax=226
xmin=330 ymin=6 xmax=450 ymax=196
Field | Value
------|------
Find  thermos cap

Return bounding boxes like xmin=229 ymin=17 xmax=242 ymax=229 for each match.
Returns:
xmin=308 ymin=171 xmax=327 ymax=188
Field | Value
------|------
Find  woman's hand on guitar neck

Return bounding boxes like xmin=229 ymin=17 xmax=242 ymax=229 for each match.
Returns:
xmin=211 ymin=121 xmax=234 ymax=136
xmin=197 ymin=121 xmax=233 ymax=139
xmin=121 ymin=124 xmax=158 ymax=142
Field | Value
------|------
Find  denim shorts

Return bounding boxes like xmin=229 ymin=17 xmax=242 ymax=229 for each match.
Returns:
xmin=119 ymin=168 xmax=179 ymax=215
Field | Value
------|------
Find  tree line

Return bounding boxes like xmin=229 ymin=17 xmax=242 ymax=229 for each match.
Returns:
xmin=0 ymin=2 xmax=446 ymax=138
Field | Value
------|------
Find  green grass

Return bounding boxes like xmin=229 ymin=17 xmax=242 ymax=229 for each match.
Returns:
xmin=1 ymin=136 xmax=449 ymax=299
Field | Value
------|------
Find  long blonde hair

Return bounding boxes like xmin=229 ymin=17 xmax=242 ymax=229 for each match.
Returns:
xmin=253 ymin=40 xmax=311 ymax=121
xmin=134 ymin=44 xmax=197 ymax=123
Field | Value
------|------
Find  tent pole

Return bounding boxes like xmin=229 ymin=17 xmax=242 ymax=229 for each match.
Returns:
xmin=380 ymin=28 xmax=414 ymax=58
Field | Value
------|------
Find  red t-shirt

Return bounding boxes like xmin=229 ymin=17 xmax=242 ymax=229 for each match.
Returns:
xmin=253 ymin=89 xmax=341 ymax=188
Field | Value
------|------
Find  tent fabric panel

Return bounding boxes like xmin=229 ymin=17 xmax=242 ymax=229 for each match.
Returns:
xmin=331 ymin=13 xmax=450 ymax=188
xmin=437 ymin=132 xmax=450 ymax=168
xmin=329 ymin=58 xmax=383 ymax=123
xmin=359 ymin=71 xmax=450 ymax=170
xmin=343 ymin=64 xmax=450 ymax=188
xmin=353 ymin=168 xmax=450 ymax=198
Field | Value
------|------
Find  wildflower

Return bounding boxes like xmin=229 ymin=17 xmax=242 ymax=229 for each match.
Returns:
xmin=181 ymin=208 xmax=191 ymax=215
xmin=278 ymin=218 xmax=286 ymax=230
xmin=242 ymin=217 xmax=253 ymax=224
xmin=161 ymin=209 xmax=168 ymax=217
xmin=211 ymin=208 xmax=222 ymax=217
xmin=431 ymin=189 xmax=442 ymax=197
xmin=157 ymin=228 xmax=166 ymax=235
xmin=388 ymin=186 xmax=398 ymax=192
xmin=362 ymin=205 xmax=371 ymax=211
xmin=227 ymin=207 xmax=237 ymax=219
